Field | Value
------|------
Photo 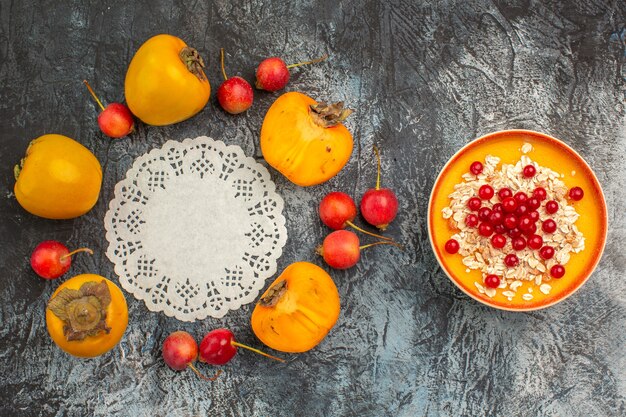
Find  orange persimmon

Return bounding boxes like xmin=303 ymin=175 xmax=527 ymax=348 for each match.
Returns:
xmin=260 ymin=92 xmax=353 ymax=186
xmin=251 ymin=262 xmax=340 ymax=353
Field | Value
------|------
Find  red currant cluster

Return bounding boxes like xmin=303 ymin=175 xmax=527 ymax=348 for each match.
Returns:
xmin=444 ymin=161 xmax=585 ymax=290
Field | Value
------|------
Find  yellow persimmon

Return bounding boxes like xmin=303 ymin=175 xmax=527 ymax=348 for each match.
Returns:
xmin=125 ymin=34 xmax=211 ymax=126
xmin=14 ymin=134 xmax=102 ymax=219
xmin=251 ymin=262 xmax=340 ymax=353
xmin=260 ymin=92 xmax=353 ymax=186
xmin=46 ymin=274 xmax=128 ymax=358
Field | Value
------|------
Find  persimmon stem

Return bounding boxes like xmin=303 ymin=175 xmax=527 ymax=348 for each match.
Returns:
xmin=286 ymin=53 xmax=329 ymax=69
xmin=187 ymin=363 xmax=222 ymax=381
xmin=220 ymin=48 xmax=228 ymax=81
xmin=345 ymin=221 xmax=393 ymax=241
xmin=359 ymin=241 xmax=403 ymax=251
xmin=60 ymin=247 xmax=94 ymax=261
xmin=83 ymin=80 xmax=105 ymax=112
xmin=373 ymin=145 xmax=381 ymax=190
xmin=231 ymin=341 xmax=285 ymax=363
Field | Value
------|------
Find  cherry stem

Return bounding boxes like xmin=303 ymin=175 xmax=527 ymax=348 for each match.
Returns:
xmin=286 ymin=53 xmax=329 ymax=69
xmin=373 ymin=145 xmax=381 ymax=190
xmin=187 ymin=363 xmax=222 ymax=381
xmin=231 ymin=341 xmax=285 ymax=363
xmin=359 ymin=241 xmax=403 ymax=251
xmin=83 ymin=80 xmax=105 ymax=112
xmin=345 ymin=221 xmax=393 ymax=241
xmin=220 ymin=48 xmax=228 ymax=81
xmin=60 ymin=247 xmax=94 ymax=261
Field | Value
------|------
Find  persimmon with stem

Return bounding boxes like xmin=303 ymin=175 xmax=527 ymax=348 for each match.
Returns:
xmin=31 ymin=240 xmax=93 ymax=280
xmin=316 ymin=230 xmax=402 ymax=269
xmin=360 ymin=145 xmax=399 ymax=231
xmin=255 ymin=54 xmax=328 ymax=92
xmin=83 ymin=80 xmax=135 ymax=138
xmin=217 ymin=48 xmax=253 ymax=114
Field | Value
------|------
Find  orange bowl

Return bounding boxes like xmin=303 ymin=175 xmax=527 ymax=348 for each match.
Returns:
xmin=428 ymin=130 xmax=608 ymax=311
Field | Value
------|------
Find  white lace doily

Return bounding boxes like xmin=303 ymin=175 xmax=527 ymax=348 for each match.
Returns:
xmin=104 ymin=136 xmax=287 ymax=321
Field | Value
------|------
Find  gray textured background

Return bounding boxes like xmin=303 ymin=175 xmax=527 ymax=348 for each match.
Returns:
xmin=1 ymin=0 xmax=625 ymax=416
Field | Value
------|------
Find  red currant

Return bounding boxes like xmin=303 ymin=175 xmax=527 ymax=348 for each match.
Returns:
xmin=504 ymin=253 xmax=519 ymax=267
xmin=545 ymin=200 xmax=559 ymax=214
xmin=478 ymin=184 xmax=494 ymax=200
xmin=498 ymin=188 xmax=513 ymax=201
xmin=492 ymin=203 xmax=504 ymax=213
xmin=527 ymin=234 xmax=543 ymax=250
xmin=470 ymin=161 xmax=483 ymax=175
xmin=465 ymin=214 xmax=479 ymax=228
xmin=526 ymin=197 xmax=540 ymax=210
xmin=523 ymin=164 xmax=536 ymax=178
xmin=550 ymin=264 xmax=565 ymax=278
xmin=478 ymin=207 xmax=492 ymax=222
xmin=488 ymin=211 xmax=504 ymax=226
xmin=445 ymin=239 xmax=460 ymax=254
xmin=494 ymin=224 xmax=506 ymax=234
xmin=467 ymin=197 xmax=482 ymax=211
xmin=517 ymin=215 xmax=533 ymax=232
xmin=507 ymin=227 xmax=522 ymax=238
xmin=502 ymin=197 xmax=518 ymax=213
xmin=523 ymin=222 xmax=537 ymax=236
xmin=515 ymin=204 xmax=529 ymax=217
xmin=514 ymin=192 xmax=528 ymax=205
xmin=478 ymin=222 xmax=494 ymax=237
xmin=511 ymin=236 xmax=527 ymax=251
xmin=569 ymin=186 xmax=584 ymax=201
xmin=528 ymin=210 xmax=540 ymax=222
xmin=542 ymin=219 xmax=557 ymax=234
xmin=503 ymin=213 xmax=518 ymax=229
xmin=484 ymin=274 xmax=501 ymax=288
xmin=539 ymin=246 xmax=555 ymax=259
xmin=532 ymin=187 xmax=547 ymax=201
xmin=491 ymin=233 xmax=506 ymax=249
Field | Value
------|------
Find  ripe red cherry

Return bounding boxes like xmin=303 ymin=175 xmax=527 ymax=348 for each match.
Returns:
xmin=498 ymin=188 xmax=513 ymax=201
xmin=31 ymin=241 xmax=93 ymax=280
xmin=319 ymin=192 xmax=357 ymax=230
xmin=491 ymin=234 xmax=506 ymax=249
xmin=199 ymin=328 xmax=283 ymax=365
xmin=478 ymin=222 xmax=494 ymax=237
xmin=545 ymin=200 xmax=559 ymax=214
xmin=445 ymin=239 xmax=460 ymax=254
xmin=514 ymin=192 xmax=528 ymax=205
xmin=528 ymin=210 xmax=540 ymax=222
xmin=527 ymin=234 xmax=543 ymax=250
xmin=255 ymin=54 xmax=327 ymax=91
xmin=504 ymin=253 xmax=519 ymax=267
xmin=467 ymin=197 xmax=482 ymax=211
xmin=465 ymin=214 xmax=479 ymax=227
xmin=488 ymin=211 xmax=504 ymax=226
xmin=484 ymin=274 xmax=501 ymax=288
xmin=542 ymin=219 xmax=557 ymax=233
xmin=569 ymin=186 xmax=584 ymax=201
xmin=492 ymin=203 xmax=503 ymax=213
xmin=518 ymin=215 xmax=533 ymax=232
xmin=478 ymin=184 xmax=494 ymax=200
xmin=502 ymin=197 xmax=518 ymax=213
xmin=523 ymin=222 xmax=537 ymax=236
xmin=507 ymin=227 xmax=522 ymax=238
xmin=478 ymin=207 xmax=492 ymax=222
xmin=470 ymin=161 xmax=483 ymax=175
xmin=539 ymin=246 xmax=555 ymax=259
xmin=526 ymin=197 xmax=541 ymax=210
xmin=511 ymin=236 xmax=527 ymax=251
xmin=523 ymin=164 xmax=536 ymax=178
xmin=360 ymin=146 xmax=399 ymax=231
xmin=494 ymin=224 xmax=506 ymax=234
xmin=514 ymin=204 xmax=528 ymax=217
xmin=550 ymin=264 xmax=566 ymax=278
xmin=532 ymin=187 xmax=547 ymax=201
xmin=503 ymin=213 xmax=518 ymax=229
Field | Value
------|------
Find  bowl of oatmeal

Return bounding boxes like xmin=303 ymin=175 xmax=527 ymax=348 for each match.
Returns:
xmin=428 ymin=130 xmax=607 ymax=310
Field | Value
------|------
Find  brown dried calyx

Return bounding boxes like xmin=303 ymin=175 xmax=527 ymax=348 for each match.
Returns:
xmin=258 ymin=280 xmax=287 ymax=307
xmin=310 ymin=102 xmax=353 ymax=128
xmin=47 ymin=280 xmax=112 ymax=341
xmin=179 ymin=47 xmax=207 ymax=82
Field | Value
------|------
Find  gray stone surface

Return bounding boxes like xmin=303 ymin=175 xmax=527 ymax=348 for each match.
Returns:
xmin=1 ymin=0 xmax=625 ymax=416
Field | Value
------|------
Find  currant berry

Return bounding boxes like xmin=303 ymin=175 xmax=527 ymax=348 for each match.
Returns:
xmin=539 ymin=246 xmax=555 ymax=260
xmin=484 ymin=274 xmax=501 ymax=288
xmin=504 ymin=253 xmax=519 ymax=267
xmin=470 ymin=161 xmax=483 ymax=175
xmin=545 ymin=200 xmax=559 ymax=214
xmin=478 ymin=222 xmax=494 ymax=237
xmin=523 ymin=164 xmax=536 ymax=178
xmin=445 ymin=239 xmax=460 ymax=254
xmin=550 ymin=264 xmax=565 ymax=278
xmin=527 ymin=234 xmax=543 ymax=250
xmin=478 ymin=184 xmax=494 ymax=200
xmin=491 ymin=234 xmax=506 ymax=249
xmin=569 ymin=186 xmax=584 ymax=201
xmin=467 ymin=197 xmax=482 ymax=211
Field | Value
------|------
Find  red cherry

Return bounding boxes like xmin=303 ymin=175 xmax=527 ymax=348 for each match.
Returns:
xmin=478 ymin=184 xmax=494 ymax=200
xmin=518 ymin=215 xmax=533 ymax=232
xmin=511 ymin=236 xmax=527 ymax=251
xmin=504 ymin=253 xmax=519 ymax=267
xmin=503 ymin=213 xmax=518 ymax=229
xmin=484 ymin=274 xmax=501 ymax=288
xmin=514 ymin=192 xmax=528 ymax=205
xmin=465 ymin=214 xmax=479 ymax=228
xmin=488 ymin=211 xmax=504 ymax=226
xmin=199 ymin=328 xmax=283 ymax=365
xmin=514 ymin=204 xmax=529 ymax=217
xmin=542 ymin=219 xmax=557 ymax=234
xmin=319 ymin=192 xmax=357 ymax=230
xmin=498 ymin=188 xmax=513 ymax=201
xmin=30 ymin=241 xmax=93 ymax=280
xmin=467 ymin=197 xmax=482 ymax=211
xmin=445 ymin=239 xmax=460 ymax=254
xmin=523 ymin=164 xmax=536 ymax=178
xmin=502 ymin=197 xmax=518 ymax=213
xmin=494 ymin=224 xmax=506 ymax=234
xmin=83 ymin=81 xmax=135 ymax=138
xmin=255 ymin=54 xmax=327 ymax=92
xmin=545 ymin=200 xmax=559 ymax=214
xmin=528 ymin=210 xmax=540 ymax=222
xmin=532 ymin=187 xmax=547 ymax=201
xmin=478 ymin=207 xmax=492 ymax=222
xmin=470 ymin=161 xmax=483 ymax=175
xmin=492 ymin=203 xmax=504 ymax=213
xmin=539 ymin=246 xmax=555 ymax=259
xmin=527 ymin=234 xmax=543 ymax=250
xmin=217 ymin=76 xmax=254 ymax=114
xmin=507 ymin=227 xmax=522 ymax=238
xmin=478 ymin=222 xmax=494 ymax=237
xmin=523 ymin=222 xmax=537 ymax=236
xmin=491 ymin=234 xmax=506 ymax=249
xmin=526 ymin=197 xmax=541 ymax=210
xmin=360 ymin=188 xmax=399 ymax=231
xmin=550 ymin=264 xmax=566 ymax=278
xmin=569 ymin=186 xmax=584 ymax=201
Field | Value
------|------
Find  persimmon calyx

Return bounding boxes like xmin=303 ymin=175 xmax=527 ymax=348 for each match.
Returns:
xmin=179 ymin=47 xmax=207 ymax=81
xmin=310 ymin=102 xmax=353 ymax=128
xmin=259 ymin=280 xmax=287 ymax=307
